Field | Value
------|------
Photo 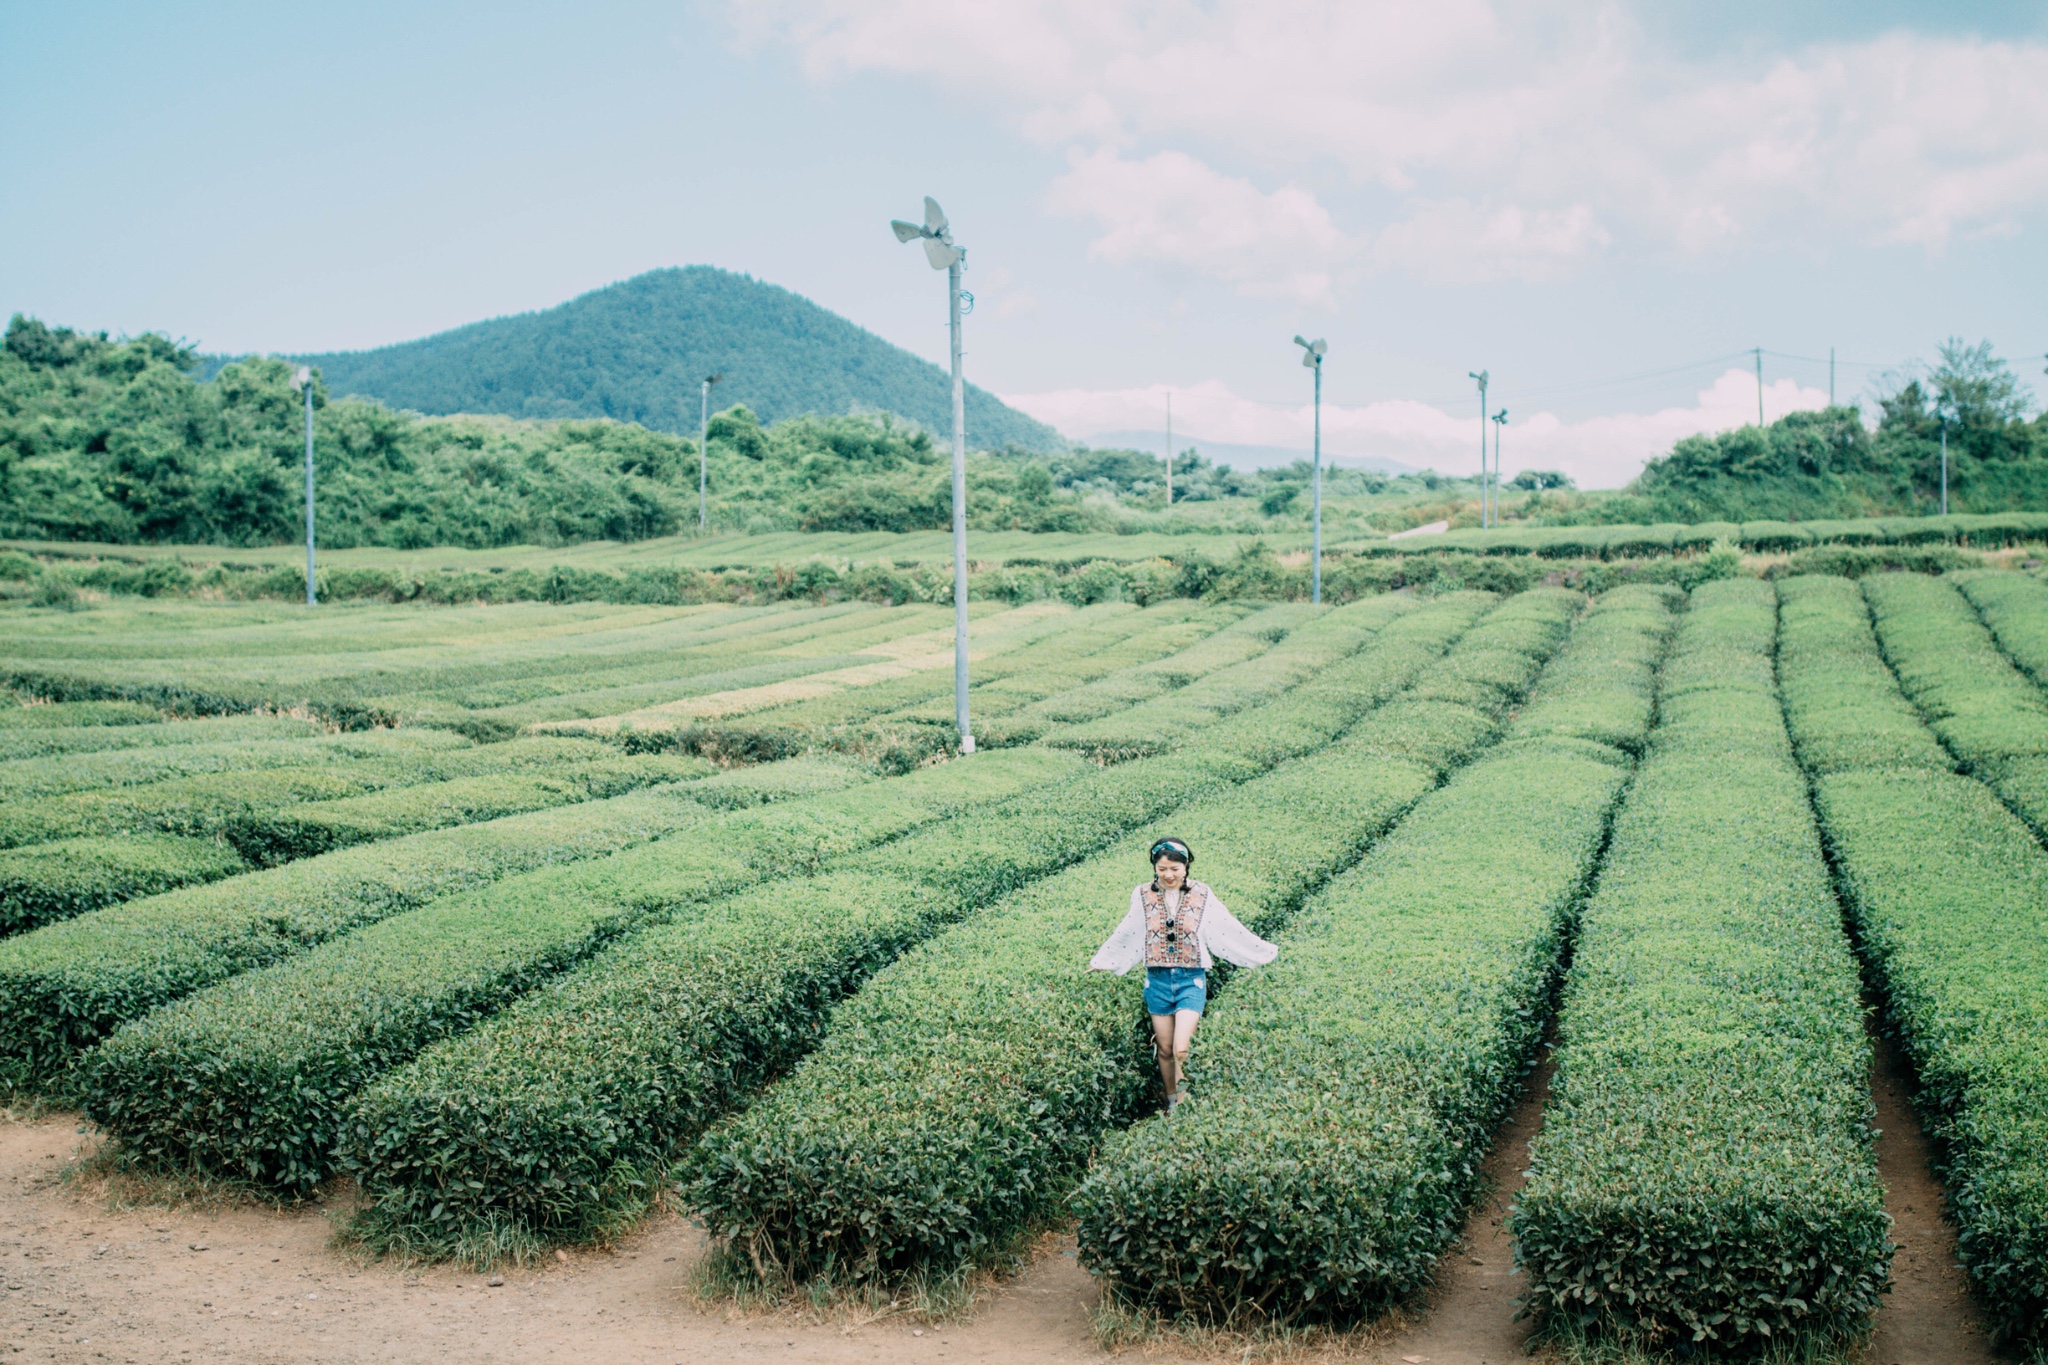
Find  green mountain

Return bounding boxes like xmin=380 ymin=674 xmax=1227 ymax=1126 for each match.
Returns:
xmin=284 ymin=267 xmax=1063 ymax=452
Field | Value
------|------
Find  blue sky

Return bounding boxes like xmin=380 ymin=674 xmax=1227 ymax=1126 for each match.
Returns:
xmin=4 ymin=0 xmax=2044 ymax=486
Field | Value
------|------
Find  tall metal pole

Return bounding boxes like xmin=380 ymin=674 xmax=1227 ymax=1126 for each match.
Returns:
xmin=1469 ymin=370 xmax=1489 ymax=529
xmin=1754 ymin=347 xmax=1765 ymax=426
xmin=1164 ymin=391 xmax=1172 ymax=508
xmin=949 ymin=256 xmax=972 ymax=752
xmin=698 ymin=376 xmax=716 ymax=531
xmin=300 ymin=369 xmax=316 ymax=606
xmin=1829 ymin=347 xmax=1836 ymax=408
xmin=1310 ymin=354 xmax=1323 ymax=605
xmin=1492 ymin=409 xmax=1508 ymax=522
xmin=1941 ymin=422 xmax=1949 ymax=517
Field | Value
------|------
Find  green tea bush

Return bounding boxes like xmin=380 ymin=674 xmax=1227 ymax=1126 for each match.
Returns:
xmin=1044 ymin=601 xmax=1382 ymax=758
xmin=1511 ymin=578 xmax=1889 ymax=1353
xmin=1775 ymin=576 xmax=1953 ymax=775
xmin=0 ymin=714 xmax=323 ymax=763
xmin=0 ymin=835 xmax=248 ymax=936
xmin=664 ymin=602 xmax=1272 ymax=763
xmin=0 ymin=727 xmax=473 ymax=805
xmin=1776 ymin=575 xmax=2048 ymax=1349
xmin=1061 ymin=588 xmax=1666 ymax=1323
xmin=0 ymin=700 xmax=160 ymax=728
xmin=1957 ymin=571 xmax=2048 ymax=691
xmin=684 ymin=591 xmax=1590 ymax=1292
xmin=1864 ymin=572 xmax=2048 ymax=836
xmin=216 ymin=753 xmax=708 ymax=865
xmin=84 ymin=749 xmax=1080 ymax=1190
xmin=337 ymin=596 xmax=1481 ymax=1256
xmin=0 ymin=757 xmax=868 ymax=1093
xmin=0 ymin=735 xmax=707 ymax=851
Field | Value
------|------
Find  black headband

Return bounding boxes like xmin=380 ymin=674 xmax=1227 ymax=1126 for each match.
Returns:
xmin=1149 ymin=838 xmax=1192 ymax=867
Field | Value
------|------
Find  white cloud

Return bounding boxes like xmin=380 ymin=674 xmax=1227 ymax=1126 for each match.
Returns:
xmin=1000 ymin=368 xmax=1831 ymax=490
xmin=736 ymin=0 xmax=2048 ymax=289
xmin=1045 ymin=150 xmax=1353 ymax=303
xmin=1370 ymin=199 xmax=1611 ymax=283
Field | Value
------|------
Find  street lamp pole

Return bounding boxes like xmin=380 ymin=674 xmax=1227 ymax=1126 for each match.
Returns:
xmin=1468 ymin=370 xmax=1489 ymax=528
xmin=893 ymin=197 xmax=974 ymax=753
xmin=292 ymin=366 xmax=316 ymax=606
xmin=1294 ymin=335 xmax=1327 ymax=603
xmin=698 ymin=373 xmax=722 ymax=531
xmin=1492 ymin=409 xmax=1508 ymax=520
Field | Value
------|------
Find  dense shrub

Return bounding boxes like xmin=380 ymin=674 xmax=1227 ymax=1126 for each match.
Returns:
xmin=0 ymin=757 xmax=868 ymax=1093
xmin=0 ymin=835 xmax=248 ymax=936
xmin=337 ymin=596 xmax=1457 ymax=1256
xmin=684 ymin=591 xmax=1590 ymax=1292
xmin=1063 ymin=587 xmax=1667 ymax=1323
xmin=83 ymin=749 xmax=1080 ymax=1190
xmin=1778 ymin=572 xmax=2048 ymax=1348
xmin=1864 ymin=572 xmax=2048 ymax=837
xmin=0 ymin=714 xmax=322 ymax=763
xmin=1511 ymin=579 xmax=1889 ymax=1353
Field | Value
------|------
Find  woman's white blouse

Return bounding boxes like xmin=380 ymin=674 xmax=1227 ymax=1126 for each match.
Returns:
xmin=1087 ymin=882 xmax=1279 ymax=974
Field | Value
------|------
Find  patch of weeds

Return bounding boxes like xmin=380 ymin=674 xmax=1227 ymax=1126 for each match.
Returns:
xmin=1530 ymin=1317 xmax=1871 ymax=1365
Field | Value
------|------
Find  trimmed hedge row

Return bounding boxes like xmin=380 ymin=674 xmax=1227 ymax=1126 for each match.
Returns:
xmin=0 ymin=835 xmax=249 ymax=937
xmin=1511 ymin=578 xmax=1889 ymax=1353
xmin=0 ymin=755 xmax=874 ymax=1093
xmin=0 ymin=700 xmax=160 ymax=728
xmin=216 ymin=752 xmax=714 ymax=866
xmin=82 ymin=748 xmax=1084 ymax=1191
xmin=885 ymin=603 xmax=1248 ymax=731
xmin=683 ymin=589 xmax=1596 ymax=1291
xmin=0 ymin=726 xmax=473 ymax=804
xmin=336 ymin=593 xmax=1471 ymax=1256
xmin=1777 ymin=575 xmax=1954 ymax=775
xmin=634 ymin=601 xmax=1265 ymax=765
xmin=1062 ymin=587 xmax=1672 ymax=1323
xmin=0 ymin=736 xmax=711 ymax=851
xmin=3 ymin=599 xmax=958 ymax=734
xmin=1864 ymin=572 xmax=2048 ymax=838
xmin=1043 ymin=604 xmax=1371 ymax=758
xmin=1957 ymin=571 xmax=2048 ymax=696
xmin=1777 ymin=573 xmax=2048 ymax=1349
xmin=0 ymin=714 xmax=324 ymax=763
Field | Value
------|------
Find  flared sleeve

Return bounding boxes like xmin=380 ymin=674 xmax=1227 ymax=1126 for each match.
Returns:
xmin=1088 ymin=887 xmax=1148 ymax=974
xmin=1199 ymin=891 xmax=1278 ymax=968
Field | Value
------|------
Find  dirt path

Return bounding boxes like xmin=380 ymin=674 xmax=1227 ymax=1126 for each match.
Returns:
xmin=0 ymin=1065 xmax=1996 ymax=1365
xmin=1349 ymin=1057 xmax=1550 ymax=1365
xmin=1863 ymin=1021 xmax=1998 ymax=1365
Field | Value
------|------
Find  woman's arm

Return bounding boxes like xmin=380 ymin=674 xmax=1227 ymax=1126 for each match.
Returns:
xmin=1202 ymin=893 xmax=1279 ymax=968
xmin=1088 ymin=890 xmax=1148 ymax=974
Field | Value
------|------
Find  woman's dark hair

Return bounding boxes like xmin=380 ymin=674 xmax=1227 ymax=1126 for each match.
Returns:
xmin=1149 ymin=837 xmax=1193 ymax=868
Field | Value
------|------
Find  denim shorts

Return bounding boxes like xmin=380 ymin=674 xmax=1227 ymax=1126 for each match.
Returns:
xmin=1143 ymin=966 xmax=1207 ymax=1016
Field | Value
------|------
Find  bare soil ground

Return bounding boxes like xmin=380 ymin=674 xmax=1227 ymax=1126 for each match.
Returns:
xmin=0 ymin=1043 xmax=1994 ymax=1365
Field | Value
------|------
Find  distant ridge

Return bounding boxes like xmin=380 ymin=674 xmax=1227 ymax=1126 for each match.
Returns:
xmin=1088 ymin=430 xmax=1417 ymax=475
xmin=278 ymin=267 xmax=1064 ymax=451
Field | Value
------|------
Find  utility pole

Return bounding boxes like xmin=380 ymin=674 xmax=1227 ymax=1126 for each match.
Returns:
xmin=1165 ymin=390 xmax=1172 ymax=508
xmin=292 ymin=366 xmax=316 ymax=606
xmin=892 ymin=196 xmax=974 ymax=752
xmin=1295 ymin=336 xmax=1327 ymax=603
xmin=1829 ymin=347 xmax=1836 ymax=408
xmin=1468 ymin=370 xmax=1490 ymax=528
xmin=698 ymin=373 xmax=722 ymax=531
xmin=1492 ymin=409 xmax=1508 ymax=519
xmin=1754 ymin=347 xmax=1765 ymax=426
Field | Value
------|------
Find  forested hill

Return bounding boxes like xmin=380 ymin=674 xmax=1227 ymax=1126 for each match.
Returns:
xmin=273 ymin=267 xmax=1063 ymax=452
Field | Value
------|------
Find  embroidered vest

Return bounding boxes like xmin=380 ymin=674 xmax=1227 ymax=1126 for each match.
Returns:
xmin=1142 ymin=881 xmax=1208 ymax=968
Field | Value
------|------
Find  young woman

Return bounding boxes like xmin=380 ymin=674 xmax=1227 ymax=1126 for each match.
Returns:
xmin=1089 ymin=837 xmax=1277 ymax=1111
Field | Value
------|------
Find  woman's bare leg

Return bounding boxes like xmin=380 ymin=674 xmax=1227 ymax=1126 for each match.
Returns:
xmin=1150 ymin=1013 xmax=1178 ymax=1103
xmin=1171 ymin=1010 xmax=1201 ymax=1104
